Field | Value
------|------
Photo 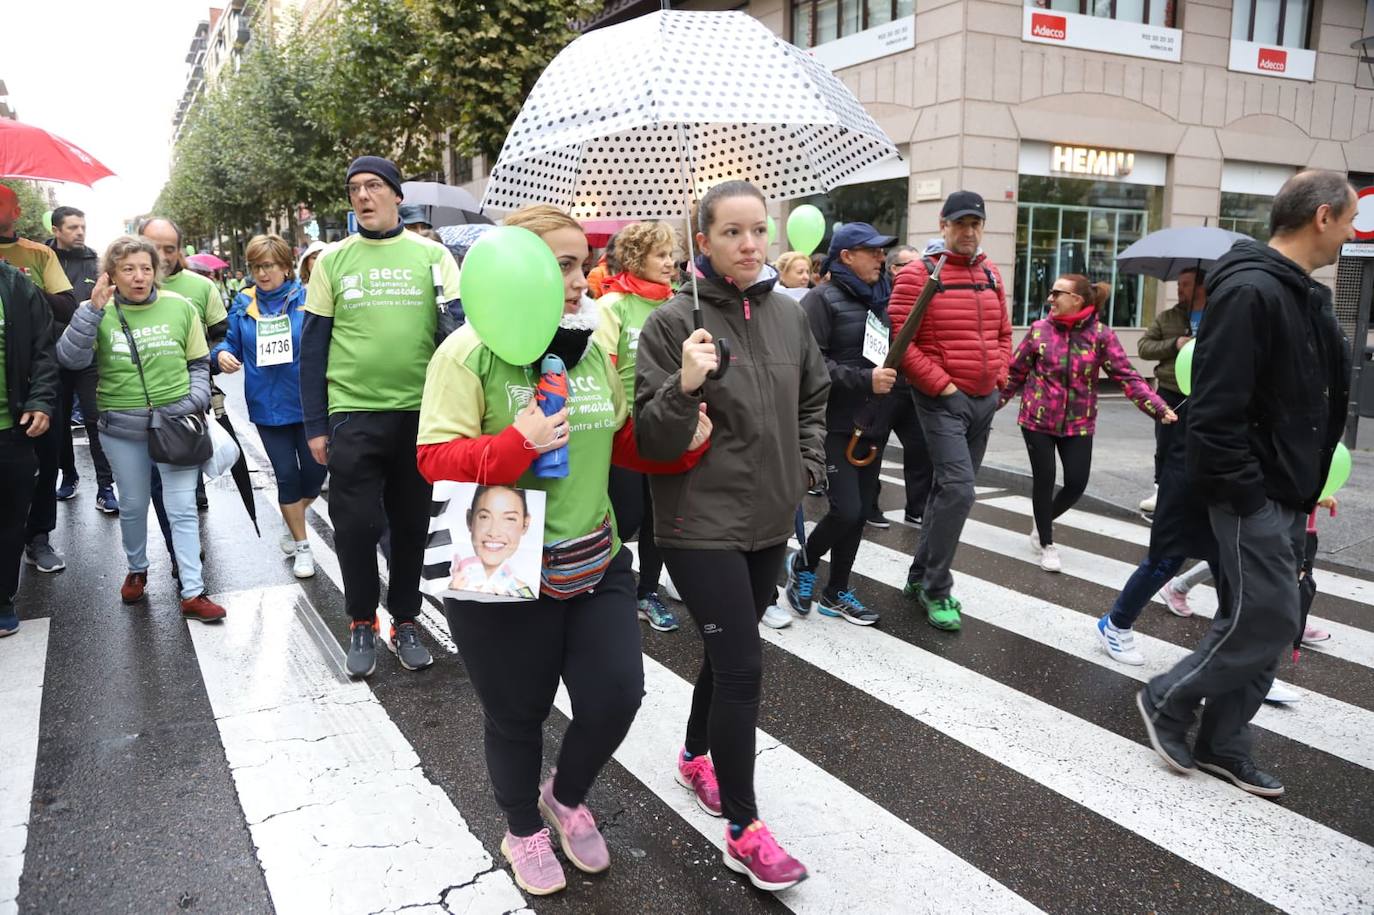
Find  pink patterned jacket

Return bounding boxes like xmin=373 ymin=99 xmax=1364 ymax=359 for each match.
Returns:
xmin=1000 ymin=314 xmax=1167 ymax=437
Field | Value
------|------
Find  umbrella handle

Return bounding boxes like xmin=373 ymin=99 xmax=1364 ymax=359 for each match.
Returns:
xmin=692 ymin=306 xmax=730 ymax=380
xmin=846 ymin=429 xmax=878 ymax=467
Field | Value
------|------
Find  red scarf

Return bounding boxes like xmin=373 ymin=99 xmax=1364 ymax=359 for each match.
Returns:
xmin=1051 ymin=303 xmax=1096 ymax=327
xmin=602 ymin=271 xmax=672 ymax=302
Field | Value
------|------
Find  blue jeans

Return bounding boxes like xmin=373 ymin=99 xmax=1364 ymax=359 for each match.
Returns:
xmin=1108 ymin=555 xmax=1187 ymax=630
xmin=102 ymin=435 xmax=204 ymax=599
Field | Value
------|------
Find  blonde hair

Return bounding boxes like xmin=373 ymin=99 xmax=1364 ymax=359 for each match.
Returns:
xmin=504 ymin=204 xmax=583 ymax=238
xmin=615 ymin=221 xmax=679 ymax=277
xmin=102 ymin=235 xmax=161 ymax=281
xmin=775 ymin=251 xmax=810 ymax=280
xmin=244 ymin=234 xmax=295 ymax=278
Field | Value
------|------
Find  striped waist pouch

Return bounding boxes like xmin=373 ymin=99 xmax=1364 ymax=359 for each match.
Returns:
xmin=540 ymin=516 xmax=614 ymax=600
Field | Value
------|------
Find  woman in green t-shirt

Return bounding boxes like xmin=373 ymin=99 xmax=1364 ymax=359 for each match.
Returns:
xmin=416 ymin=204 xmax=709 ymax=898
xmin=55 ymin=236 xmax=224 ymax=623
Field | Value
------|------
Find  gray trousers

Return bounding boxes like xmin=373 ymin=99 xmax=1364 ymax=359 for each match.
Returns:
xmin=1143 ymin=500 xmax=1305 ymax=762
xmin=907 ymin=390 xmax=998 ymax=598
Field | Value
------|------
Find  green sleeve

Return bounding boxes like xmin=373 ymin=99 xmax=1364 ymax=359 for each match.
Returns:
xmin=592 ymin=297 xmax=623 ymax=363
xmin=304 ymin=252 xmax=336 ymax=317
xmin=183 ymin=304 xmax=210 ymax=360
xmin=202 ymin=283 xmax=227 ymax=326
xmin=607 ymin=346 xmax=628 ymax=427
xmin=418 ymin=332 xmax=487 ymax=445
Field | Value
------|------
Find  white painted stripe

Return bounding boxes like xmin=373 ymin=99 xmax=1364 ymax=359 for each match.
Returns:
xmin=0 ymin=619 xmax=49 ymax=915
xmin=190 ymin=586 xmax=529 ymax=915
xmin=555 ymin=658 xmax=1042 ymax=914
xmin=981 ymin=495 xmax=1374 ymax=609
xmin=754 ymin=571 xmax=1374 ymax=913
xmin=800 ymin=524 xmax=1374 ymax=773
xmin=878 ymin=474 xmax=997 ymax=496
xmin=936 ymin=514 xmax=1374 ymax=671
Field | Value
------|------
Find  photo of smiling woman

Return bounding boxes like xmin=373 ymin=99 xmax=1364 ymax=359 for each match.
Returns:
xmin=448 ymin=485 xmax=537 ymax=599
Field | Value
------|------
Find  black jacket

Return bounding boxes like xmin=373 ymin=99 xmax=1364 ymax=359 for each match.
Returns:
xmin=1188 ymin=240 xmax=1350 ymax=515
xmin=801 ymin=280 xmax=881 ymax=433
xmin=0 ymin=261 xmax=59 ymax=425
xmin=46 ymin=240 xmax=101 ymax=321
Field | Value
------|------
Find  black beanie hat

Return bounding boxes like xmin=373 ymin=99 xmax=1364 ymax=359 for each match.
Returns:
xmin=345 ymin=156 xmax=404 ymax=199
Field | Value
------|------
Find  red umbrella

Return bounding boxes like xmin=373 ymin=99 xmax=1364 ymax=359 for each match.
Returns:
xmin=0 ymin=118 xmax=114 ymax=186
xmin=187 ymin=252 xmax=229 ymax=271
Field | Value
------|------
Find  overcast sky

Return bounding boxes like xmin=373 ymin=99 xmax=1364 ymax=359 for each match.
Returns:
xmin=5 ymin=1 xmax=208 ymax=248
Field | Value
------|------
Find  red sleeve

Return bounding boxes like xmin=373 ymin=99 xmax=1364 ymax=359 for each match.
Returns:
xmin=890 ymin=263 xmax=952 ymax=396
xmin=996 ymin=269 xmax=1013 ymax=383
xmin=612 ymin=417 xmax=710 ymax=474
xmin=416 ymin=425 xmax=537 ymax=485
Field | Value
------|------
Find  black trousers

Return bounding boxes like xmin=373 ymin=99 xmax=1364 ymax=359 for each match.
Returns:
xmin=608 ymin=466 xmax=663 ymax=599
xmin=326 ymin=411 xmax=432 ymax=623
xmin=1152 ymin=386 xmax=1187 ymax=484
xmin=660 ymin=543 xmax=786 ymax=826
xmin=1 ymin=431 xmax=38 ymax=607
xmin=25 ymin=426 xmax=58 ymax=541
xmin=881 ymin=386 xmax=933 ymax=517
xmin=1022 ymin=429 xmax=1094 ymax=547
xmin=805 ymin=431 xmax=883 ymax=597
xmin=58 ymin=365 xmax=112 ymax=487
xmin=445 ymin=548 xmax=643 ymax=836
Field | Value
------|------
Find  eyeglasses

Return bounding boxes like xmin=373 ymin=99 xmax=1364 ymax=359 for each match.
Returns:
xmin=249 ymin=262 xmax=283 ymax=273
xmin=345 ymin=179 xmax=388 ymax=198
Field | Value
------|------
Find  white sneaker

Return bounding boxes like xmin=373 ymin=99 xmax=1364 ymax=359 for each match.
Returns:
xmin=659 ymin=570 xmax=681 ymax=602
xmin=1039 ymin=544 xmax=1062 ymax=572
xmin=1028 ymin=525 xmax=1042 ymax=557
xmin=1265 ymin=680 xmax=1301 ymax=703
xmin=1096 ymin=614 xmax=1145 ymax=666
xmin=1139 ymin=485 xmax=1157 ymax=513
xmin=279 ymin=531 xmax=297 ymax=555
xmin=761 ymin=604 xmax=792 ymax=629
xmin=293 ymin=544 xmax=316 ymax=579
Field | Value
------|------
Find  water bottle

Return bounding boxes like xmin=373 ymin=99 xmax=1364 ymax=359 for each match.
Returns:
xmin=532 ymin=353 xmax=570 ymax=479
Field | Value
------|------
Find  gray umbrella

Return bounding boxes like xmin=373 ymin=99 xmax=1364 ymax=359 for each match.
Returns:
xmin=1116 ymin=226 xmax=1251 ymax=280
xmin=399 ymin=181 xmax=491 ymax=227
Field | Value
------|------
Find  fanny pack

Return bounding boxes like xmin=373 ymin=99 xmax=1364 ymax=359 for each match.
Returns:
xmin=540 ymin=516 xmax=614 ymax=600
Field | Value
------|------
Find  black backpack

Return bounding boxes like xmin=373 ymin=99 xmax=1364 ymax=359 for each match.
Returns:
xmin=921 ymin=255 xmax=999 ymax=294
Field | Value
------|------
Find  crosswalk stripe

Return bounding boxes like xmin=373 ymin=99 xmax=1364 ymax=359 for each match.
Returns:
xmin=938 ymin=514 xmax=1374 ymax=671
xmin=803 ymin=525 xmax=1374 ymax=773
xmin=189 ymin=585 xmax=528 ymax=915
xmin=981 ymin=494 xmax=1374 ymax=609
xmin=0 ymin=618 xmax=49 ymax=915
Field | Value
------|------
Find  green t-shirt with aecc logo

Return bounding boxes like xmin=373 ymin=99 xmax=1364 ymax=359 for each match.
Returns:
xmin=95 ymin=290 xmax=210 ymax=412
xmin=304 ymin=231 xmax=461 ymax=413
xmin=0 ymin=293 xmax=10 ymax=431
xmin=160 ymin=268 xmax=228 ymax=329
xmin=592 ymin=291 xmax=664 ymax=399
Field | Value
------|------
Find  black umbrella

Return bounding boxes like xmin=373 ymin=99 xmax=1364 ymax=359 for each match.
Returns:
xmin=1294 ymin=509 xmax=1322 ymax=662
xmin=1115 ymin=226 xmax=1249 ymax=280
xmin=215 ymin=412 xmax=260 ymax=536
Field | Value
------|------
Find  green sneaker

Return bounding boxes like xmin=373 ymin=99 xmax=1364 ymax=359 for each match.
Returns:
xmin=902 ymin=581 xmax=924 ymax=603
xmin=919 ymin=591 xmax=962 ymax=631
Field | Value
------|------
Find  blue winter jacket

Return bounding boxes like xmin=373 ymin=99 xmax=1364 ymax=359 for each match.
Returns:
xmin=211 ymin=279 xmax=307 ymax=427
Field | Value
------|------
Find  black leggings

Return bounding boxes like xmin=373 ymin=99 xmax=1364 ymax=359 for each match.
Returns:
xmin=608 ymin=466 xmax=663 ymax=599
xmin=445 ymin=548 xmax=644 ymax=836
xmin=660 ymin=543 xmax=786 ymax=826
xmin=804 ymin=431 xmax=882 ymax=597
xmin=1022 ymin=429 xmax=1094 ymax=546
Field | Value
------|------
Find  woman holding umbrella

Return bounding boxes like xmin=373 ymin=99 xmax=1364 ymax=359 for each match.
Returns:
xmin=635 ymin=180 xmax=829 ymax=892
xmin=210 ymin=234 xmax=322 ymax=578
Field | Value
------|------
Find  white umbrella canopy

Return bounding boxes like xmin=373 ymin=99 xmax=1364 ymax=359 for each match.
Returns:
xmin=482 ymin=9 xmax=900 ymax=219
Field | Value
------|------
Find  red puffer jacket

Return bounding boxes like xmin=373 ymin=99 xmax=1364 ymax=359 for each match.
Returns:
xmin=888 ymin=250 xmax=1012 ymax=397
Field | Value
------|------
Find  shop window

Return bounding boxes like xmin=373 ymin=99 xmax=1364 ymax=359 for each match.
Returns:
xmin=790 ymin=177 xmax=909 ymax=257
xmin=1013 ymin=175 xmax=1162 ymax=327
xmin=1218 ymin=192 xmax=1273 ymax=244
xmin=792 ymin=0 xmax=915 ymax=48
xmin=1027 ymin=0 xmax=1175 ymax=29
xmin=1230 ymin=0 xmax=1312 ymax=49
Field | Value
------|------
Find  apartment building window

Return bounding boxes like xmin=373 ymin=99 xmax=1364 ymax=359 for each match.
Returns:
xmin=1027 ymin=0 xmax=1175 ymax=28
xmin=1231 ymin=0 xmax=1312 ymax=49
xmin=792 ymin=0 xmax=915 ymax=48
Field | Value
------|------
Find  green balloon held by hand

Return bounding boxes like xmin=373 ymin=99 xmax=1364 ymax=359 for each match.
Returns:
xmin=1175 ymin=338 xmax=1196 ymax=396
xmin=767 ymin=216 xmax=777 ymax=246
xmin=787 ymin=204 xmax=825 ymax=255
xmin=1320 ymin=442 xmax=1352 ymax=502
xmin=42 ymin=210 xmax=53 ymax=233
xmin=460 ymin=226 xmax=565 ymax=366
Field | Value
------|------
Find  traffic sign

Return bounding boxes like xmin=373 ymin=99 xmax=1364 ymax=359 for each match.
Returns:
xmin=1353 ymin=186 xmax=1374 ymax=240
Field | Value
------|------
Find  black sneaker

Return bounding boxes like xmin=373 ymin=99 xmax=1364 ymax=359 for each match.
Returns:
xmin=388 ymin=621 xmax=433 ymax=671
xmin=865 ymin=508 xmax=890 ymax=530
xmin=95 ymin=486 xmax=119 ymax=514
xmin=1195 ymin=754 xmax=1284 ymax=798
xmin=56 ymin=473 xmax=79 ymax=501
xmin=24 ymin=535 xmax=66 ymax=573
xmin=347 ymin=621 xmax=378 ymax=678
xmin=1136 ymin=691 xmax=1195 ymax=774
xmin=806 ymin=486 xmax=824 ymax=497
xmin=784 ymin=549 xmax=814 ymax=615
xmin=818 ymin=591 xmax=880 ymax=626
xmin=196 ymin=492 xmax=210 ymax=512
xmin=902 ymin=512 xmax=923 ymax=526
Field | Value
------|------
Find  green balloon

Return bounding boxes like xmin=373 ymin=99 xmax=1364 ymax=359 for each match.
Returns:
xmin=1175 ymin=338 xmax=1195 ymax=396
xmin=459 ymin=226 xmax=565 ymax=366
xmin=787 ymin=204 xmax=825 ymax=255
xmin=41 ymin=210 xmax=53 ymax=232
xmin=767 ymin=216 xmax=777 ymax=246
xmin=1321 ymin=442 xmax=1352 ymax=502
xmin=185 ymin=244 xmax=195 ymax=256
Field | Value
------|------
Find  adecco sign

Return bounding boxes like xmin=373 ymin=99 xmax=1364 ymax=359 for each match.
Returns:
xmin=1227 ymin=38 xmax=1316 ymax=81
xmin=1021 ymin=7 xmax=1181 ymax=63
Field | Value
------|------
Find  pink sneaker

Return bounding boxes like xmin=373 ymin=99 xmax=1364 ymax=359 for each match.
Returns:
xmin=1159 ymin=579 xmax=1193 ymax=617
xmin=500 ymin=828 xmax=566 ymax=896
xmin=676 ymin=749 xmax=723 ymax=816
xmin=1302 ymin=625 xmax=1331 ymax=645
xmin=538 ymin=777 xmax=610 ymax=873
xmin=723 ymin=820 xmax=808 ymax=892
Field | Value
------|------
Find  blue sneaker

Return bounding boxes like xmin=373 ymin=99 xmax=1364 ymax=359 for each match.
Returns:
xmin=784 ymin=549 xmax=814 ymax=616
xmin=637 ymin=593 xmax=679 ymax=632
xmin=0 ymin=606 xmax=17 ymax=637
xmin=95 ymin=486 xmax=119 ymax=515
xmin=819 ymin=590 xmax=880 ymax=626
xmin=56 ymin=473 xmax=78 ymax=501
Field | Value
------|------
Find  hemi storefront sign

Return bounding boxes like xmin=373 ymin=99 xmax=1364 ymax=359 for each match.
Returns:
xmin=1021 ymin=7 xmax=1181 ymax=63
xmin=1227 ymin=39 xmax=1315 ymax=81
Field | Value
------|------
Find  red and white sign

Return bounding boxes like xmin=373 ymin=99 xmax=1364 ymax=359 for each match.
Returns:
xmin=1228 ymin=39 xmax=1315 ymax=81
xmin=1021 ymin=7 xmax=1181 ymax=63
xmin=1352 ymin=186 xmax=1374 ymax=242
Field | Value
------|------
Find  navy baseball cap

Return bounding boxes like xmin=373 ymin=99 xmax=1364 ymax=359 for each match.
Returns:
xmin=941 ymin=190 xmax=986 ymax=222
xmin=827 ymin=222 xmax=898 ymax=258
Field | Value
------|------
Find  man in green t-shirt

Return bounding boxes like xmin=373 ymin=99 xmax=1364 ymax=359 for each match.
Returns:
xmin=300 ymin=155 xmax=461 ymax=678
xmin=0 ymin=261 xmax=59 ymax=636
